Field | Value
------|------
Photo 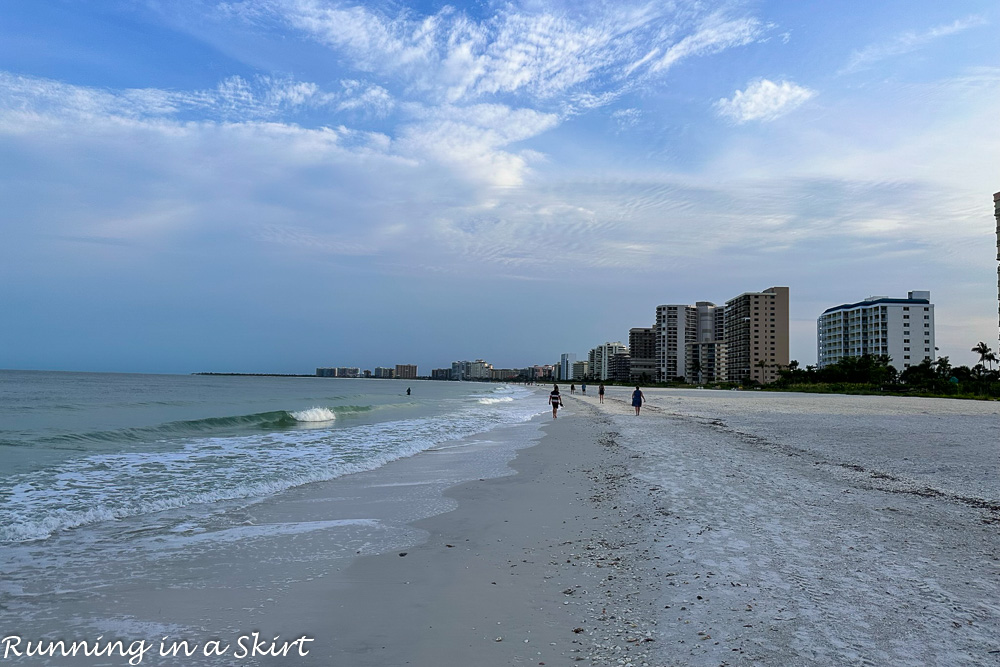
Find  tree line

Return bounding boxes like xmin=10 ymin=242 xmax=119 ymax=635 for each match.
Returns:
xmin=771 ymin=341 xmax=1000 ymax=398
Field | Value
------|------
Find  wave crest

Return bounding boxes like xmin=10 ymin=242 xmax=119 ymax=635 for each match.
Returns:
xmin=290 ymin=407 xmax=337 ymax=422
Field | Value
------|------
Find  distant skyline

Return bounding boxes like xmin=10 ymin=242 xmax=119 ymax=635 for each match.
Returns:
xmin=1 ymin=1 xmax=998 ymax=374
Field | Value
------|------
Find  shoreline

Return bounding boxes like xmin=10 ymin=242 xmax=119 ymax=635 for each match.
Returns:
xmin=5 ymin=386 xmax=999 ymax=665
xmin=314 ymin=397 xmax=657 ymax=665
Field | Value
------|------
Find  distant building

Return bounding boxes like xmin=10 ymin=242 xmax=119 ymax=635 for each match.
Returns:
xmin=724 ymin=287 xmax=789 ymax=385
xmin=571 ymin=360 xmax=589 ymax=380
xmin=431 ymin=368 xmax=452 ymax=380
xmin=588 ymin=342 xmax=628 ymax=381
xmin=655 ymin=305 xmax=696 ymax=382
xmin=817 ymin=291 xmax=934 ymax=373
xmin=628 ymin=327 xmax=657 ymax=382
xmin=559 ymin=353 xmax=577 ymax=382
xmin=491 ymin=368 xmax=521 ymax=381
xmin=995 ymin=191 xmax=1000 ymax=343
xmin=451 ymin=360 xmax=493 ymax=380
xmin=374 ymin=367 xmax=395 ymax=379
xmin=317 ymin=367 xmax=360 ymax=378
xmin=608 ymin=352 xmax=631 ymax=383
xmin=685 ymin=301 xmax=726 ymax=384
xmin=395 ymin=364 xmax=418 ymax=380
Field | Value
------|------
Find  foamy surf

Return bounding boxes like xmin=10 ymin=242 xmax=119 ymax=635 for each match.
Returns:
xmin=478 ymin=397 xmax=514 ymax=404
xmin=290 ymin=407 xmax=337 ymax=422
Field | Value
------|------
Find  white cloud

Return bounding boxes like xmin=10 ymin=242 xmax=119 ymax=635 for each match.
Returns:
xmin=247 ymin=0 xmax=772 ymax=108
xmin=715 ymin=78 xmax=815 ymax=123
xmin=840 ymin=15 xmax=987 ymax=74
xmin=651 ymin=15 xmax=765 ymax=73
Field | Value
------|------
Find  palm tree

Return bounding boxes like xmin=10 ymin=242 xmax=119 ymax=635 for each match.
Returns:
xmin=972 ymin=342 xmax=994 ymax=369
xmin=985 ymin=352 xmax=998 ymax=371
xmin=755 ymin=359 xmax=768 ymax=384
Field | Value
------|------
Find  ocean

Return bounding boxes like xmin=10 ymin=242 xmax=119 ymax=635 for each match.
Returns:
xmin=0 ymin=370 xmax=545 ymax=663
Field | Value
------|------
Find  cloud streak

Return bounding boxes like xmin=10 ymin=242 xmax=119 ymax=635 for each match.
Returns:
xmin=840 ymin=15 xmax=988 ymax=74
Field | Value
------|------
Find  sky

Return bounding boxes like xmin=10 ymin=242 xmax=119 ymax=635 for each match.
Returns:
xmin=1 ymin=0 xmax=998 ymax=375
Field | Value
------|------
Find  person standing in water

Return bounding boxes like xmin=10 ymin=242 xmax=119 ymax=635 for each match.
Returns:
xmin=549 ymin=384 xmax=563 ymax=418
xmin=406 ymin=387 xmax=411 ymax=396
xmin=631 ymin=386 xmax=645 ymax=415
xmin=598 ymin=383 xmax=605 ymax=403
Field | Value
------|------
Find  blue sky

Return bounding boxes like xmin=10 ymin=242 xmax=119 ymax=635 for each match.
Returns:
xmin=1 ymin=0 xmax=997 ymax=374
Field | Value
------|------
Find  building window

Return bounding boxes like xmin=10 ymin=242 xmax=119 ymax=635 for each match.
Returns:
xmin=904 ymin=355 xmax=911 ymax=359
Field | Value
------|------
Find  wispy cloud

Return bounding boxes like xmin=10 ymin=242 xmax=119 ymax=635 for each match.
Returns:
xmin=238 ymin=0 xmax=772 ymax=107
xmin=0 ymin=71 xmax=389 ymax=123
xmin=649 ymin=14 xmax=766 ymax=73
xmin=840 ymin=15 xmax=987 ymax=74
xmin=715 ymin=78 xmax=815 ymax=123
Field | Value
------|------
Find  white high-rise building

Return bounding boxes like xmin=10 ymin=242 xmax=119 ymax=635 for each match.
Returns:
xmin=559 ymin=353 xmax=577 ymax=382
xmin=588 ymin=342 xmax=627 ymax=381
xmin=817 ymin=291 xmax=935 ymax=372
xmin=655 ymin=305 xmax=696 ymax=382
xmin=655 ymin=302 xmax=726 ymax=382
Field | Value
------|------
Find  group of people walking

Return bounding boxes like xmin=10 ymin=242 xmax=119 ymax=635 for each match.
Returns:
xmin=548 ymin=384 xmax=645 ymax=418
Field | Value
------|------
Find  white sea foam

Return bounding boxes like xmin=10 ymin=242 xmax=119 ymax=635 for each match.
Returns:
xmin=290 ymin=407 xmax=337 ymax=422
xmin=0 ymin=388 xmax=545 ymax=543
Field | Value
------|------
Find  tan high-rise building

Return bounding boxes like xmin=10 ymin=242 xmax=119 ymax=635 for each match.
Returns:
xmin=724 ymin=286 xmax=789 ymax=385
xmin=395 ymin=364 xmax=418 ymax=379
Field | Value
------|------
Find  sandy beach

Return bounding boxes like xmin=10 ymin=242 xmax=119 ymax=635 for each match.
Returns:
xmin=5 ymin=385 xmax=999 ymax=667
xmin=316 ymin=386 xmax=1000 ymax=666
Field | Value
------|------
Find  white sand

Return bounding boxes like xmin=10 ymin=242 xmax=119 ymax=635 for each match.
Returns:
xmin=8 ymin=387 xmax=997 ymax=666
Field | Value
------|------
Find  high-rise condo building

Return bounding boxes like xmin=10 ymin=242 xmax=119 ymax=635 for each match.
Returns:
xmin=588 ymin=342 xmax=628 ymax=381
xmin=560 ymin=353 xmax=577 ymax=382
xmin=395 ymin=364 xmax=418 ymax=379
xmin=654 ymin=302 xmax=726 ymax=383
xmin=686 ymin=301 xmax=726 ymax=384
xmin=655 ymin=305 xmax=696 ymax=382
xmin=724 ymin=286 xmax=789 ymax=385
xmin=628 ymin=327 xmax=657 ymax=382
xmin=572 ymin=360 xmax=589 ymax=381
xmin=817 ymin=291 xmax=934 ymax=373
xmin=995 ymin=191 xmax=1000 ymax=343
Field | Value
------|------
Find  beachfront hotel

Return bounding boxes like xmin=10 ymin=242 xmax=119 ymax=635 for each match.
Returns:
xmin=817 ymin=291 xmax=935 ymax=373
xmin=724 ymin=287 xmax=790 ymax=385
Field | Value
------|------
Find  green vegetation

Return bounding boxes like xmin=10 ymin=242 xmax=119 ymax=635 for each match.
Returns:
xmin=769 ymin=342 xmax=1000 ymax=399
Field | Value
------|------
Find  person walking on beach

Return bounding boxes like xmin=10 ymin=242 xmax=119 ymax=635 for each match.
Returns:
xmin=570 ymin=383 xmax=575 ymax=394
xmin=581 ymin=382 xmax=586 ymax=394
xmin=598 ymin=383 xmax=605 ymax=404
xmin=549 ymin=384 xmax=563 ymax=418
xmin=631 ymin=386 xmax=645 ymax=415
